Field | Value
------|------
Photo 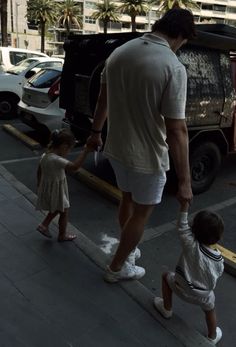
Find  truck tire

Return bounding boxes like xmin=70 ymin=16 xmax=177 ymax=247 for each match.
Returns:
xmin=190 ymin=142 xmax=221 ymax=194
xmin=0 ymin=94 xmax=18 ymax=119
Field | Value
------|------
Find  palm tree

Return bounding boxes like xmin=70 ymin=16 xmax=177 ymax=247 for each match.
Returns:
xmin=157 ymin=0 xmax=199 ymax=13
xmin=118 ymin=0 xmax=149 ymax=32
xmin=57 ymin=0 xmax=82 ymax=36
xmin=26 ymin=0 xmax=58 ymax=53
xmin=92 ymin=0 xmax=120 ymax=34
xmin=0 ymin=0 xmax=8 ymax=46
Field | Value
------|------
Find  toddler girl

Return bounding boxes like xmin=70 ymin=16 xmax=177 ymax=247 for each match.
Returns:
xmin=36 ymin=129 xmax=90 ymax=241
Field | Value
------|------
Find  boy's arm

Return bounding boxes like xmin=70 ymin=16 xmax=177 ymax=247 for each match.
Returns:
xmin=178 ymin=202 xmax=195 ymax=249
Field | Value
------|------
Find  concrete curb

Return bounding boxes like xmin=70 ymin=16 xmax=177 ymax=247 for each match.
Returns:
xmin=0 ymin=163 xmax=213 ymax=347
xmin=2 ymin=124 xmax=41 ymax=150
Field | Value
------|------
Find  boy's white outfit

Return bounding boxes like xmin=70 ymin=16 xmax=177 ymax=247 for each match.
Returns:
xmin=166 ymin=212 xmax=224 ymax=311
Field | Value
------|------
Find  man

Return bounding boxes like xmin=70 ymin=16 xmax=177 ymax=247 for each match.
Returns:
xmin=87 ymin=9 xmax=194 ymax=283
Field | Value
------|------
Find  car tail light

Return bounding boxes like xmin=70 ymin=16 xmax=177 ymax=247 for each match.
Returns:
xmin=48 ymin=78 xmax=60 ymax=102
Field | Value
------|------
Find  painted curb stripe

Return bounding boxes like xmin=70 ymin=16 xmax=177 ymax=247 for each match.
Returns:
xmin=2 ymin=123 xmax=41 ymax=149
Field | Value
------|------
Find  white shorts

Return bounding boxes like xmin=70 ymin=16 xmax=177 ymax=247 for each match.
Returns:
xmin=166 ymin=272 xmax=215 ymax=311
xmin=109 ymin=158 xmax=167 ymax=205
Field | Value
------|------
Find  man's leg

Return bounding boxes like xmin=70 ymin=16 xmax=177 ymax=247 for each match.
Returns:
xmin=118 ymin=191 xmax=134 ymax=229
xmin=110 ymin=200 xmax=155 ymax=272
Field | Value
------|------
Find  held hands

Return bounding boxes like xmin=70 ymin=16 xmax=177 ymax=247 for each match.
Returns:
xmin=176 ymin=181 xmax=193 ymax=210
xmin=86 ymin=133 xmax=103 ymax=152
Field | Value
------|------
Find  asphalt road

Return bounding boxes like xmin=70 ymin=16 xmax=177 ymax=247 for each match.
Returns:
xmin=1 ymin=118 xmax=236 ymax=346
xmin=2 ymin=119 xmax=236 ymax=251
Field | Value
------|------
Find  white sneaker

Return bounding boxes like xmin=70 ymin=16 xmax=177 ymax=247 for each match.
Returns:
xmin=127 ymin=248 xmax=141 ymax=265
xmin=207 ymin=327 xmax=222 ymax=345
xmin=153 ymin=297 xmax=173 ymax=319
xmin=104 ymin=262 xmax=145 ymax=283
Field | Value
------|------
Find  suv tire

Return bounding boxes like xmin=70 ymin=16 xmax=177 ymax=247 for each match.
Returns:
xmin=190 ymin=142 xmax=221 ymax=194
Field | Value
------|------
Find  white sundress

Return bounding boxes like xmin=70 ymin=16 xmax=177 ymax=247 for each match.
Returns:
xmin=36 ymin=153 xmax=70 ymax=213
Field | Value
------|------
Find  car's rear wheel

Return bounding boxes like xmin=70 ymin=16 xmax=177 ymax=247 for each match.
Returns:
xmin=0 ymin=94 xmax=18 ymax=119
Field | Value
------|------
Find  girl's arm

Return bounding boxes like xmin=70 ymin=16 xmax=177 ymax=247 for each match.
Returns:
xmin=66 ymin=147 xmax=91 ymax=173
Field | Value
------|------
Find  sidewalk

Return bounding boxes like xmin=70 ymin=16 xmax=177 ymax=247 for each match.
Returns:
xmin=0 ymin=164 xmax=220 ymax=347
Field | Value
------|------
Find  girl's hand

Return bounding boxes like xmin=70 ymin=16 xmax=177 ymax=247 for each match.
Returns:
xmin=84 ymin=144 xmax=94 ymax=153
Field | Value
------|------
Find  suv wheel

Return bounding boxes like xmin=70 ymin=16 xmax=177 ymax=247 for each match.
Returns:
xmin=190 ymin=142 xmax=221 ymax=194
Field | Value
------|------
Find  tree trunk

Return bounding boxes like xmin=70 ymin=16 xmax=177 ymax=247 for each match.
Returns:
xmin=40 ymin=20 xmax=46 ymax=53
xmin=131 ymin=14 xmax=136 ymax=32
xmin=1 ymin=0 xmax=8 ymax=46
xmin=104 ymin=20 xmax=108 ymax=34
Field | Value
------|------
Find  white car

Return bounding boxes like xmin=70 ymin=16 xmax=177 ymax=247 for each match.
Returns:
xmin=0 ymin=57 xmax=64 ymax=119
xmin=0 ymin=47 xmax=48 ymax=72
xmin=18 ymin=67 xmax=64 ymax=140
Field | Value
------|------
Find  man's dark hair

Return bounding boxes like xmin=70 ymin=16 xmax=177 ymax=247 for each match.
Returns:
xmin=191 ymin=210 xmax=224 ymax=245
xmin=152 ymin=9 xmax=196 ymax=40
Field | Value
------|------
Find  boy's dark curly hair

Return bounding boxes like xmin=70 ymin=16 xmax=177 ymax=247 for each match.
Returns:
xmin=192 ymin=210 xmax=224 ymax=245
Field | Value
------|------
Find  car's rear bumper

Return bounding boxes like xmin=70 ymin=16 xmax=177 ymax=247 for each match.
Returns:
xmin=18 ymin=99 xmax=64 ymax=131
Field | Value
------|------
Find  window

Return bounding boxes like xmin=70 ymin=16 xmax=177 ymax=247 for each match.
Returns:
xmin=85 ymin=1 xmax=97 ymax=9
xmin=213 ymin=5 xmax=226 ymax=12
xmin=10 ymin=52 xmax=27 ymax=65
xmin=29 ymin=69 xmax=61 ymax=88
xmin=202 ymin=4 xmax=212 ymax=10
xmin=227 ymin=7 xmax=236 ymax=14
xmin=122 ymin=22 xmax=131 ymax=29
xmin=85 ymin=16 xmax=96 ymax=24
xmin=136 ymin=23 xmax=145 ymax=30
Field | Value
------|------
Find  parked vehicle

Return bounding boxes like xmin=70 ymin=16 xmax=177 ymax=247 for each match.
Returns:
xmin=0 ymin=57 xmax=64 ymax=119
xmin=0 ymin=47 xmax=48 ymax=72
xmin=60 ymin=24 xmax=236 ymax=194
xmin=18 ymin=67 xmax=64 ymax=140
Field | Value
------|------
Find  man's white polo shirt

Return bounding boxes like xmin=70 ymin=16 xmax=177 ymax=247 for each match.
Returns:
xmin=102 ymin=33 xmax=187 ymax=174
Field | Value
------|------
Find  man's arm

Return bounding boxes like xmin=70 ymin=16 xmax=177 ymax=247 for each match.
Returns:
xmin=165 ymin=118 xmax=193 ymax=204
xmin=37 ymin=164 xmax=41 ymax=188
xmin=86 ymin=83 xmax=107 ymax=150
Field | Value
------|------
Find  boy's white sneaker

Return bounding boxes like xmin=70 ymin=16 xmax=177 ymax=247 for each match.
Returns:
xmin=127 ymin=247 xmax=141 ymax=265
xmin=207 ymin=327 xmax=222 ymax=345
xmin=104 ymin=262 xmax=145 ymax=283
xmin=153 ymin=297 xmax=173 ymax=319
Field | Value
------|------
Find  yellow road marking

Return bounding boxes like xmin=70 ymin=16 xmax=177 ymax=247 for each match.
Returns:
xmin=77 ymin=167 xmax=121 ymax=203
xmin=2 ymin=124 xmax=41 ymax=150
xmin=216 ymin=244 xmax=236 ymax=264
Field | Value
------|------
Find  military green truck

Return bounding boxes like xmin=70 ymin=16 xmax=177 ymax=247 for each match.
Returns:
xmin=60 ymin=24 xmax=236 ymax=194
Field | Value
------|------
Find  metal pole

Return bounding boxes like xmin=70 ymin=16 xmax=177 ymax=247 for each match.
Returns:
xmin=15 ymin=2 xmax=20 ymax=47
xmin=82 ymin=0 xmax=85 ymax=34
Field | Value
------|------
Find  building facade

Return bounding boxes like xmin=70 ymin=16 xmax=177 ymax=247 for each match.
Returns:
xmin=2 ymin=0 xmax=236 ymax=54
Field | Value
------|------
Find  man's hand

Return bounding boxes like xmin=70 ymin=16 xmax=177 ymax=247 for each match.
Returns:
xmin=176 ymin=181 xmax=193 ymax=206
xmin=86 ymin=133 xmax=103 ymax=151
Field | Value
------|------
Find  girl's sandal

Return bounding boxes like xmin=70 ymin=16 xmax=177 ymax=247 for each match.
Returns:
xmin=58 ymin=234 xmax=77 ymax=242
xmin=37 ymin=224 xmax=52 ymax=238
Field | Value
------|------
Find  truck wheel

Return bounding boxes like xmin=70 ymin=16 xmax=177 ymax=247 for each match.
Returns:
xmin=190 ymin=142 xmax=221 ymax=194
xmin=0 ymin=95 xmax=18 ymax=119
